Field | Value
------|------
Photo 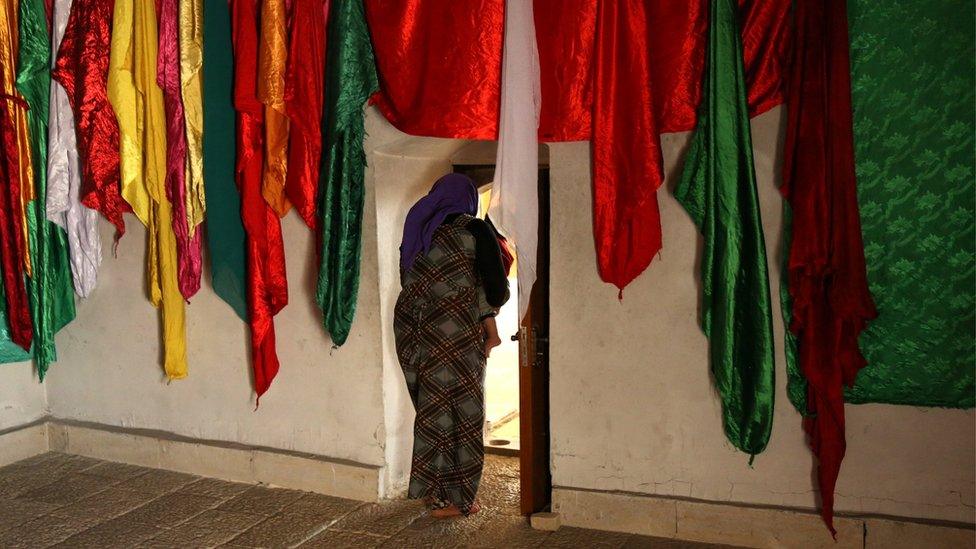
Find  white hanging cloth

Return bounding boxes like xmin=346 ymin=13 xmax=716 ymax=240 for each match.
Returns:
xmin=47 ymin=0 xmax=103 ymax=298
xmin=489 ymin=0 xmax=541 ymax=321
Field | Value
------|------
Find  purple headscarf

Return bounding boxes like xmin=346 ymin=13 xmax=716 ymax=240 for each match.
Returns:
xmin=400 ymin=173 xmax=479 ymax=271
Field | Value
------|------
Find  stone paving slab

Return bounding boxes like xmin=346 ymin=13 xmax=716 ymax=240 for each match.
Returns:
xmin=0 ymin=453 xmax=738 ymax=549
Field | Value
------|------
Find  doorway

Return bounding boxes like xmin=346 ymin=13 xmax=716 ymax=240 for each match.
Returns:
xmin=452 ymin=162 xmax=552 ymax=516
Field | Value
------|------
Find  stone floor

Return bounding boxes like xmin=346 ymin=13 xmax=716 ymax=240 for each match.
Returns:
xmin=0 ymin=452 xmax=734 ymax=548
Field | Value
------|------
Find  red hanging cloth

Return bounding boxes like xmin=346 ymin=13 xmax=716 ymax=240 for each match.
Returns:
xmin=366 ymin=0 xmax=504 ymax=140
xmin=51 ymin=0 xmax=128 ymax=236
xmin=232 ymin=0 xmax=289 ymax=400
xmin=284 ymin=0 xmax=328 ymax=229
xmin=365 ymin=0 xmax=790 ymax=290
xmin=781 ymin=0 xmax=877 ymax=535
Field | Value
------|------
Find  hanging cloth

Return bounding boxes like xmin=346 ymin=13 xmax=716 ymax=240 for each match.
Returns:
xmin=841 ymin=1 xmax=973 ymax=407
xmin=107 ymin=0 xmax=188 ymax=380
xmin=202 ymin=0 xmax=247 ymax=321
xmin=781 ymin=0 xmax=877 ymax=534
xmin=259 ymin=0 xmax=291 ymax=217
xmin=47 ymin=0 xmax=102 ymax=299
xmin=488 ymin=0 xmax=540 ymax=321
xmin=675 ymin=0 xmax=776 ymax=457
xmin=233 ymin=0 xmax=288 ymax=399
xmin=284 ymin=0 xmax=327 ymax=229
xmin=178 ymin=0 xmax=205 ymax=238
xmin=0 ymin=0 xmax=35 ymax=351
xmin=51 ymin=0 xmax=127 ymax=236
xmin=158 ymin=0 xmax=202 ymax=300
xmin=367 ymin=0 xmax=790 ymax=291
xmin=17 ymin=0 xmax=77 ymax=377
xmin=316 ymin=0 xmax=379 ymax=346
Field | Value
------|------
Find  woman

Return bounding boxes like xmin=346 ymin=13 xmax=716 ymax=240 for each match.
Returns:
xmin=394 ymin=173 xmax=509 ymax=518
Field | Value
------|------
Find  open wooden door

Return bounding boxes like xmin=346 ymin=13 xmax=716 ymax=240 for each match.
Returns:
xmin=518 ymin=168 xmax=551 ymax=515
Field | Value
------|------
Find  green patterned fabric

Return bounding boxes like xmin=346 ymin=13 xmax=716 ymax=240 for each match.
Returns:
xmin=843 ymin=1 xmax=975 ymax=407
xmin=14 ymin=0 xmax=77 ymax=377
xmin=676 ymin=0 xmax=776 ymax=456
xmin=316 ymin=0 xmax=378 ymax=346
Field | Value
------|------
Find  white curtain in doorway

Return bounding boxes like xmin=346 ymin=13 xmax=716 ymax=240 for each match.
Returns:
xmin=490 ymin=0 xmax=541 ymax=321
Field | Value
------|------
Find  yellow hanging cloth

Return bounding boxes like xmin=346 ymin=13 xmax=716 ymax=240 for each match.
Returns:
xmin=179 ymin=0 xmax=205 ymax=230
xmin=108 ymin=0 xmax=187 ymax=380
xmin=259 ymin=0 xmax=290 ymax=216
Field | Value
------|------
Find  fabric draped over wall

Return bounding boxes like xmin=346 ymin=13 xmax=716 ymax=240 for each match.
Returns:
xmin=107 ymin=0 xmax=189 ymax=381
xmin=178 ymin=0 xmax=206 ymax=247
xmin=316 ymin=0 xmax=378 ymax=346
xmin=232 ymin=0 xmax=288 ymax=400
xmin=366 ymin=0 xmax=791 ymax=291
xmin=17 ymin=0 xmax=77 ymax=377
xmin=489 ymin=0 xmax=540 ymax=322
xmin=0 ymin=0 xmax=36 ymax=355
xmin=202 ymin=0 xmax=248 ymax=322
xmin=781 ymin=0 xmax=878 ymax=535
xmin=259 ymin=0 xmax=291 ymax=218
xmin=158 ymin=0 xmax=203 ymax=300
xmin=676 ymin=0 xmax=776 ymax=457
xmin=51 ymin=0 xmax=128 ymax=237
xmin=841 ymin=0 xmax=975 ymax=408
xmin=47 ymin=0 xmax=102 ymax=300
xmin=285 ymin=0 xmax=328 ymax=229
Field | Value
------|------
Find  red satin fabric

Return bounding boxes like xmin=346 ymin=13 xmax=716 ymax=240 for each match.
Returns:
xmin=366 ymin=0 xmax=504 ymax=140
xmin=367 ymin=0 xmax=790 ymax=289
xmin=232 ymin=0 xmax=289 ymax=400
xmin=284 ymin=0 xmax=327 ymax=229
xmin=782 ymin=0 xmax=877 ymax=535
xmin=51 ymin=0 xmax=128 ymax=236
xmin=591 ymin=0 xmax=663 ymax=290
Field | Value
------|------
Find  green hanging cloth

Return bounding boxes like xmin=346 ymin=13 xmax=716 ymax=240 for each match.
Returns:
xmin=675 ymin=0 xmax=776 ymax=456
xmin=843 ymin=1 xmax=974 ymax=407
xmin=16 ymin=0 xmax=77 ymax=379
xmin=202 ymin=0 xmax=248 ymax=321
xmin=316 ymin=0 xmax=378 ymax=346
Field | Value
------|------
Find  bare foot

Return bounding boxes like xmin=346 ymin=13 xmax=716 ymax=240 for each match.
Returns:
xmin=431 ymin=504 xmax=462 ymax=518
xmin=431 ymin=503 xmax=480 ymax=518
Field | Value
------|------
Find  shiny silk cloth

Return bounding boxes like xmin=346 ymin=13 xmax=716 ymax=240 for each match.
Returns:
xmin=284 ymin=0 xmax=327 ymax=229
xmin=158 ymin=0 xmax=202 ymax=299
xmin=259 ymin=0 xmax=291 ymax=217
xmin=178 ymin=0 xmax=205 ymax=234
xmin=0 ymin=0 xmax=35 ymax=351
xmin=780 ymin=0 xmax=876 ymax=535
xmin=675 ymin=0 xmax=775 ymax=457
xmin=316 ymin=0 xmax=378 ymax=346
xmin=47 ymin=0 xmax=103 ymax=300
xmin=107 ymin=0 xmax=188 ymax=380
xmin=202 ymin=0 xmax=248 ymax=321
xmin=51 ymin=0 xmax=128 ymax=236
xmin=366 ymin=0 xmax=790 ymax=291
xmin=233 ymin=0 xmax=288 ymax=400
xmin=17 ymin=0 xmax=77 ymax=376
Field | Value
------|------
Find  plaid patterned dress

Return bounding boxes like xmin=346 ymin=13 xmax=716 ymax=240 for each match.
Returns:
xmin=394 ymin=214 xmax=492 ymax=515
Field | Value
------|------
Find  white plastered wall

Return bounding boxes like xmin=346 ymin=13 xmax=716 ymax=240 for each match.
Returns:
xmin=0 ymin=362 xmax=46 ymax=431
